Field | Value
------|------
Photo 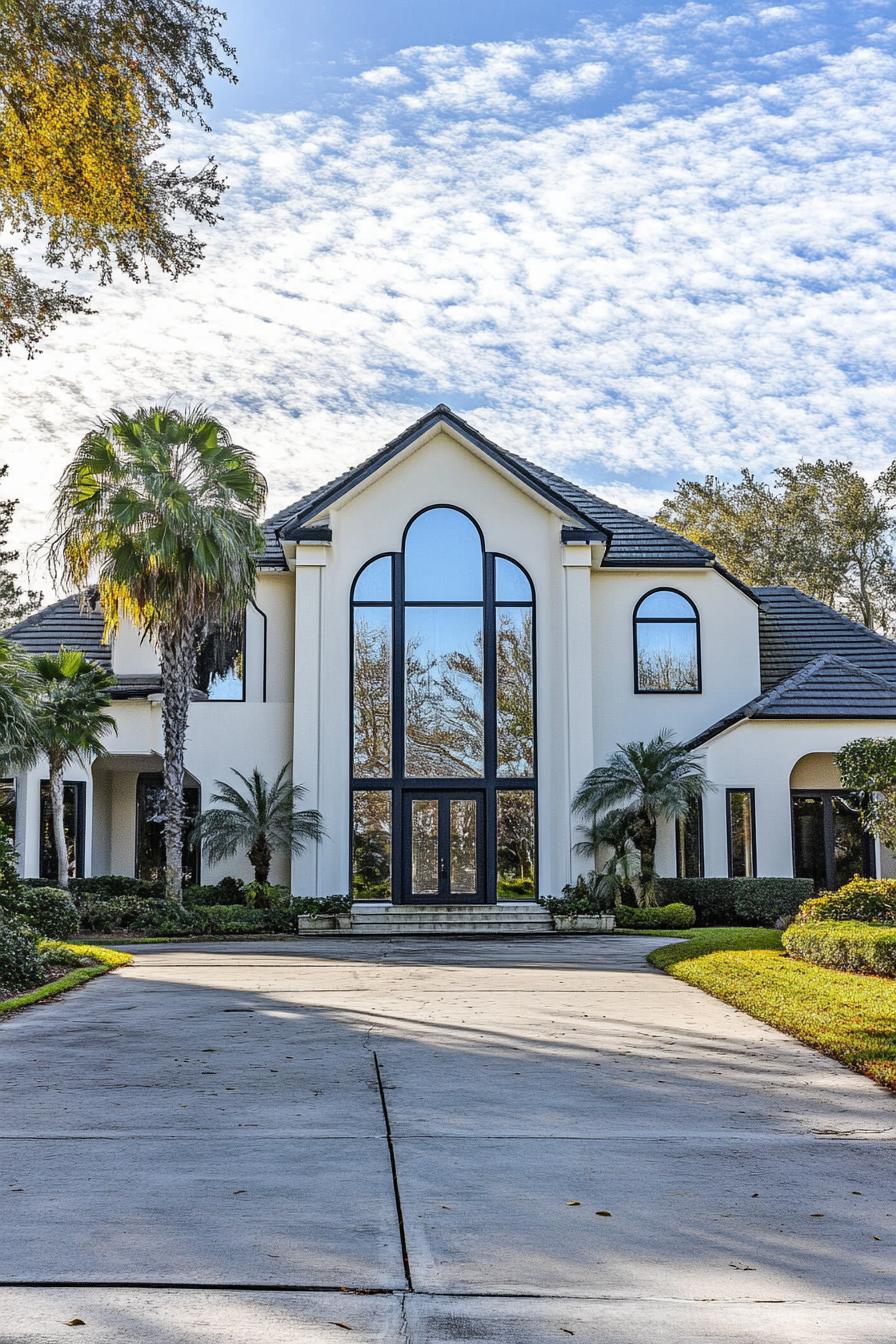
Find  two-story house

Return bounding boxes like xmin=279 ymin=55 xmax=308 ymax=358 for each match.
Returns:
xmin=6 ymin=405 xmax=896 ymax=906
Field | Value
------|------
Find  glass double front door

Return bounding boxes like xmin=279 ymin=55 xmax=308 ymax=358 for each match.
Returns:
xmin=404 ymin=791 xmax=485 ymax=903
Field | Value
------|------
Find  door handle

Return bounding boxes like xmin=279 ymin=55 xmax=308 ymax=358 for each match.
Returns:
xmin=439 ymin=856 xmax=447 ymax=879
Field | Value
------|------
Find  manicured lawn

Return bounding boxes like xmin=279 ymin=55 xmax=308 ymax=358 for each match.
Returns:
xmin=641 ymin=925 xmax=896 ymax=1092
xmin=0 ymin=942 xmax=132 ymax=1017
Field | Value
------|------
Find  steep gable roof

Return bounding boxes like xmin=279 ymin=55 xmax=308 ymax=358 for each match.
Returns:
xmin=264 ymin=404 xmax=716 ymax=572
xmin=690 ymin=653 xmax=896 ymax=747
xmin=755 ymin=586 xmax=896 ymax=691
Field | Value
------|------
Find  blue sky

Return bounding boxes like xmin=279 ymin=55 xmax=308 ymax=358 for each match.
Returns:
xmin=3 ymin=0 xmax=895 ymax=591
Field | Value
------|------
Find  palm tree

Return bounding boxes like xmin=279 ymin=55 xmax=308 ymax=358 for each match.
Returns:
xmin=51 ymin=405 xmax=266 ymax=899
xmin=573 ymin=731 xmax=710 ymax=906
xmin=193 ymin=765 xmax=324 ymax=885
xmin=31 ymin=649 xmax=116 ymax=889
xmin=0 ymin=638 xmax=39 ymax=769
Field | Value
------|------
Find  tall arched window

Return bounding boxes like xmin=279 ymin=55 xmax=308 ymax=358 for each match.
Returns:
xmin=633 ymin=588 xmax=700 ymax=693
xmin=351 ymin=507 xmax=536 ymax=903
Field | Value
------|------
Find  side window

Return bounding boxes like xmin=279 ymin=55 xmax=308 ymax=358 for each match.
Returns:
xmin=634 ymin=589 xmax=700 ymax=692
xmin=676 ymin=798 xmax=703 ymax=878
xmin=196 ymin=619 xmax=245 ymax=701
xmin=727 ymin=788 xmax=756 ymax=877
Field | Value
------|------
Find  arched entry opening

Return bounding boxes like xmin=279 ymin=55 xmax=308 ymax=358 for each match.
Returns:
xmin=789 ymin=753 xmax=874 ymax=890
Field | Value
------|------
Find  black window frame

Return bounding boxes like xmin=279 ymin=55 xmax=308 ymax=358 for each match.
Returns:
xmin=726 ymin=787 xmax=757 ymax=878
xmin=675 ymin=797 xmax=704 ymax=878
xmin=39 ymin=780 xmax=86 ymax=881
xmin=633 ymin=586 xmax=701 ymax=695
xmin=194 ymin=611 xmax=248 ymax=704
xmin=349 ymin=506 xmax=537 ymax=904
xmin=790 ymin=788 xmax=875 ymax=890
xmin=134 ymin=772 xmax=202 ymax=885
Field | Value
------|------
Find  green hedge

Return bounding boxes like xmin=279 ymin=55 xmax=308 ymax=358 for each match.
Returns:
xmin=795 ymin=879 xmax=896 ymax=926
xmin=0 ymin=913 xmax=44 ymax=991
xmin=615 ymin=902 xmax=696 ymax=929
xmin=660 ymin=877 xmax=813 ymax=927
xmin=69 ymin=875 xmax=164 ymax=901
xmin=783 ymin=920 xmax=896 ymax=977
xmin=0 ymin=886 xmax=79 ymax=940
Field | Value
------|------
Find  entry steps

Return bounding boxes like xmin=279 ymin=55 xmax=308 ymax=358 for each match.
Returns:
xmin=351 ymin=901 xmax=554 ymax=936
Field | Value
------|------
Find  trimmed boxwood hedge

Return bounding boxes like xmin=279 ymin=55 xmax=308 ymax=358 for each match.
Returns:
xmin=0 ymin=913 xmax=44 ymax=991
xmin=0 ymin=886 xmax=79 ymax=940
xmin=794 ymin=879 xmax=896 ymax=926
xmin=660 ymin=877 xmax=814 ymax=927
xmin=615 ymin=902 xmax=696 ymax=929
xmin=783 ymin=919 xmax=896 ymax=977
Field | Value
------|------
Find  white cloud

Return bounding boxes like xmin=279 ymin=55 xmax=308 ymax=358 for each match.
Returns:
xmin=356 ymin=65 xmax=409 ymax=88
xmin=3 ymin=2 xmax=895 ymax=595
xmin=530 ymin=61 xmax=609 ymax=101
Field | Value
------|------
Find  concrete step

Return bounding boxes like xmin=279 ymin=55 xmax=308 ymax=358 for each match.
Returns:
xmin=350 ymin=902 xmax=554 ymax=935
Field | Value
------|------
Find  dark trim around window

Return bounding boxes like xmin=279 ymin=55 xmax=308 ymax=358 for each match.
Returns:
xmin=675 ymin=797 xmax=704 ymax=878
xmin=633 ymin=586 xmax=702 ymax=695
xmin=39 ymin=780 xmax=86 ymax=881
xmin=790 ymin=788 xmax=876 ymax=890
xmin=726 ymin=787 xmax=757 ymax=878
xmin=349 ymin=508 xmax=537 ymax=904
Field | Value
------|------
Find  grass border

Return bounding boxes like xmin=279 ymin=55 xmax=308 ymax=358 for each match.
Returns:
xmin=0 ymin=942 xmax=133 ymax=1017
xmin=643 ymin=925 xmax=896 ymax=1092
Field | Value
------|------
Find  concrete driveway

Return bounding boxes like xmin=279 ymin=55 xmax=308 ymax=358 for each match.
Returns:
xmin=1 ymin=935 xmax=894 ymax=1342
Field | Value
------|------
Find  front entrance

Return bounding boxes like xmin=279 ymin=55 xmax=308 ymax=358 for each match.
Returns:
xmin=791 ymin=790 xmax=875 ymax=889
xmin=403 ymin=791 xmax=485 ymax=903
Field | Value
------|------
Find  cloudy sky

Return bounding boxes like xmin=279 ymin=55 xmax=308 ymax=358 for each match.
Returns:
xmin=2 ymin=0 xmax=895 ymax=596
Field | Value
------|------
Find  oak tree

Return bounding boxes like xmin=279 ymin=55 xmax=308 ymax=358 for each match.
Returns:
xmin=0 ymin=0 xmax=235 ymax=354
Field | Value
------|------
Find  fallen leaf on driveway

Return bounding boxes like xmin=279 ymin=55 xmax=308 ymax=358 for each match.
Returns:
xmin=328 ymin=1324 xmax=353 ymax=1331
xmin=566 ymin=1200 xmax=580 ymax=1207
xmin=595 ymin=1210 xmax=612 ymax=1217
xmin=65 ymin=1321 xmax=85 ymax=1327
xmin=729 ymin=1263 xmax=756 ymax=1271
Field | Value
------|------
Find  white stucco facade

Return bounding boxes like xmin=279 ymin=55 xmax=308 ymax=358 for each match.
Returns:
xmin=8 ymin=409 xmax=896 ymax=898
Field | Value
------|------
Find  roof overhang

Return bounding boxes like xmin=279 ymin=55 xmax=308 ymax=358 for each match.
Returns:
xmin=277 ymin=405 xmax=611 ymax=544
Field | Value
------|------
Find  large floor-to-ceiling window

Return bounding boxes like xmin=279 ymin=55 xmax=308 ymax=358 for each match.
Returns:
xmin=351 ymin=506 xmax=536 ymax=903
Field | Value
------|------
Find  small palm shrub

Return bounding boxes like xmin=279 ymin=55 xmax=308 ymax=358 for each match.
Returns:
xmin=615 ymin=902 xmax=696 ymax=929
xmin=783 ymin=920 xmax=896 ymax=977
xmin=795 ymin=879 xmax=896 ymax=926
xmin=0 ymin=914 xmax=44 ymax=992
xmin=0 ymin=886 xmax=78 ymax=939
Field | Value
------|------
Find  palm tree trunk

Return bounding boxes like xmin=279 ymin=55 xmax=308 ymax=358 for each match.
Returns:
xmin=48 ymin=756 xmax=69 ymax=890
xmin=159 ymin=622 xmax=198 ymax=902
xmin=249 ymin=835 xmax=271 ymax=885
xmin=636 ymin=814 xmax=658 ymax=908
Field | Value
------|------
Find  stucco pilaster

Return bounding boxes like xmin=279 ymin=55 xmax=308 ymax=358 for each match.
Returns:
xmin=562 ymin=545 xmax=595 ymax=882
xmin=291 ymin=545 xmax=328 ymax=897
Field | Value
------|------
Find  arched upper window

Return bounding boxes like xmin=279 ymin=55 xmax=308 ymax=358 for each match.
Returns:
xmin=350 ymin=507 xmax=536 ymax=902
xmin=633 ymin=588 xmax=700 ymax=693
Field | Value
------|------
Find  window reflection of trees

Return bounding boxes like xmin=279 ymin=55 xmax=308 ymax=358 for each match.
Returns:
xmin=351 ymin=511 xmax=537 ymax=900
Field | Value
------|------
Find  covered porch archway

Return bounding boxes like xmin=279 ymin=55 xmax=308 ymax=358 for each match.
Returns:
xmin=91 ymin=754 xmax=201 ymax=882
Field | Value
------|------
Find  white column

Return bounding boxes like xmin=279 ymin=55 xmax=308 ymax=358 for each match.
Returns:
xmin=291 ymin=545 xmax=328 ymax=896
xmin=562 ymin=544 xmax=595 ymax=884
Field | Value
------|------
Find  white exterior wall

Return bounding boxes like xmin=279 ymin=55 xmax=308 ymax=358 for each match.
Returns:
xmin=14 ymin=422 xmax=896 ymax=896
xmin=292 ymin=428 xmax=575 ymax=898
xmin=695 ymin=719 xmax=896 ymax=877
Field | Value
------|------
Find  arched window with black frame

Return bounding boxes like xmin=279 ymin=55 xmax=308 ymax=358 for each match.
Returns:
xmin=351 ymin=507 xmax=535 ymax=904
xmin=633 ymin=588 xmax=700 ymax=693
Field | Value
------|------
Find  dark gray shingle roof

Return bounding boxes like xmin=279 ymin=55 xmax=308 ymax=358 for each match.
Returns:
xmin=265 ymin=404 xmax=713 ymax=571
xmin=690 ymin=653 xmax=896 ymax=747
xmin=755 ymin=586 xmax=896 ymax=692
xmin=3 ymin=593 xmax=110 ymax=666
